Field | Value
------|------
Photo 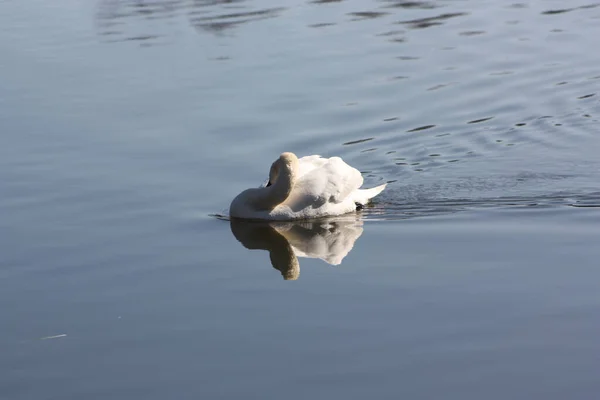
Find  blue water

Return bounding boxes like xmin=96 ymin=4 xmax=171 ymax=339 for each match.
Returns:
xmin=2 ymin=0 xmax=600 ymax=398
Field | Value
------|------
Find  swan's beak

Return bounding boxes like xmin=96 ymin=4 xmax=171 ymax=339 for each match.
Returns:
xmin=266 ymin=180 xmax=272 ymax=187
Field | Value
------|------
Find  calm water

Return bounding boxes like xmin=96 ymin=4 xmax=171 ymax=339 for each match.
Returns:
xmin=2 ymin=0 xmax=600 ymax=398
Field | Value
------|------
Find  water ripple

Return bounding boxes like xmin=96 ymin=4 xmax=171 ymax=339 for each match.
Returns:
xmin=90 ymin=0 xmax=600 ymax=201
xmin=399 ymin=12 xmax=468 ymax=29
xmin=362 ymin=191 xmax=600 ymax=220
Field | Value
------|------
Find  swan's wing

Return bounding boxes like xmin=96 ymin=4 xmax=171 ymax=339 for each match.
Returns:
xmin=297 ymin=155 xmax=329 ymax=178
xmin=290 ymin=156 xmax=363 ymax=207
xmin=321 ymin=157 xmax=364 ymax=203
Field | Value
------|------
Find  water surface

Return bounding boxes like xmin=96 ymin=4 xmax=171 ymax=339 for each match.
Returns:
xmin=1 ymin=0 xmax=600 ymax=398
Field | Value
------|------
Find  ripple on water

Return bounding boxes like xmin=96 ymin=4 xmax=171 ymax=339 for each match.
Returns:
xmin=4 ymin=7 xmax=600 ymax=397
xmin=380 ymin=1 xmax=439 ymax=10
xmin=92 ymin=0 xmax=600 ymax=202
xmin=361 ymin=190 xmax=600 ymax=221
xmin=96 ymin=0 xmax=287 ymax=44
xmin=399 ymin=12 xmax=469 ymax=29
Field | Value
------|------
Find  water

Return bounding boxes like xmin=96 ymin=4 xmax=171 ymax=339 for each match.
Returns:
xmin=1 ymin=0 xmax=600 ymax=398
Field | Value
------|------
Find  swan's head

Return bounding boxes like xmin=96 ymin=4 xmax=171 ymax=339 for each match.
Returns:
xmin=267 ymin=152 xmax=298 ymax=187
xmin=230 ymin=152 xmax=299 ymax=216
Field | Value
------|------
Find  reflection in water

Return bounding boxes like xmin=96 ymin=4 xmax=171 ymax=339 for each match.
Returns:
xmin=230 ymin=217 xmax=364 ymax=280
xmin=400 ymin=12 xmax=468 ymax=29
xmin=95 ymin=0 xmax=470 ymax=45
xmin=92 ymin=0 xmax=600 ymax=178
xmin=190 ymin=6 xmax=286 ymax=34
xmin=96 ymin=0 xmax=185 ymax=44
xmin=348 ymin=11 xmax=389 ymax=21
xmin=541 ymin=4 xmax=600 ymax=15
xmin=382 ymin=1 xmax=438 ymax=10
xmin=96 ymin=0 xmax=286 ymax=42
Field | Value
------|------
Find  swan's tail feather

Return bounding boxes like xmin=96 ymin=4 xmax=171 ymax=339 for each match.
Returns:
xmin=354 ymin=183 xmax=387 ymax=205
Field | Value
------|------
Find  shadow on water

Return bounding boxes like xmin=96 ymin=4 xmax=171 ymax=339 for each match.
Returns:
xmin=229 ymin=217 xmax=364 ymax=280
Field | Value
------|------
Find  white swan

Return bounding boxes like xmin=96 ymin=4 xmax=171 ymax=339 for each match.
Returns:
xmin=229 ymin=152 xmax=386 ymax=220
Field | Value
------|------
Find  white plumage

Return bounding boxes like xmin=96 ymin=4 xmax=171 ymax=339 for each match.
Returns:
xmin=229 ymin=152 xmax=386 ymax=220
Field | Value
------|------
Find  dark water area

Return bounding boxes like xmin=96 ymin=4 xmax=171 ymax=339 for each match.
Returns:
xmin=2 ymin=0 xmax=600 ymax=398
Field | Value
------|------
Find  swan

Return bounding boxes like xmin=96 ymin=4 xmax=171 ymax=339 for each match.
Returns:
xmin=229 ymin=152 xmax=386 ymax=220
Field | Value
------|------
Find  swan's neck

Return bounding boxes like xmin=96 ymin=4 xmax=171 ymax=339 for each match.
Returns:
xmin=257 ymin=167 xmax=295 ymax=210
xmin=229 ymin=153 xmax=299 ymax=218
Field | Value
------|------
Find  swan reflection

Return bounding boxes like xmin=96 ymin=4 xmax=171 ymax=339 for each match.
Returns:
xmin=230 ymin=217 xmax=364 ymax=280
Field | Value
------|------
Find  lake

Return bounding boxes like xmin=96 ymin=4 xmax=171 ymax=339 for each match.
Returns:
xmin=1 ymin=0 xmax=600 ymax=398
